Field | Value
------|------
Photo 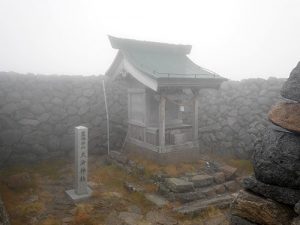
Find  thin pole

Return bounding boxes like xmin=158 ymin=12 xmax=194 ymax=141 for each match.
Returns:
xmin=102 ymin=79 xmax=110 ymax=155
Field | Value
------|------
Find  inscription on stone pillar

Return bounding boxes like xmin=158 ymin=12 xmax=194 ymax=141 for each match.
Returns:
xmin=75 ymin=126 xmax=88 ymax=195
xmin=66 ymin=126 xmax=92 ymax=201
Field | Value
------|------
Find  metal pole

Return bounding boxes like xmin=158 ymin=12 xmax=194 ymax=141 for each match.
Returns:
xmin=102 ymin=79 xmax=110 ymax=155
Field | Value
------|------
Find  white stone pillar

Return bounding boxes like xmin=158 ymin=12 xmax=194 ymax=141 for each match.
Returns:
xmin=75 ymin=126 xmax=88 ymax=194
xmin=66 ymin=126 xmax=92 ymax=201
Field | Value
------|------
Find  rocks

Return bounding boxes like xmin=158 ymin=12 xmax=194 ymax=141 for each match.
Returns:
xmin=165 ymin=178 xmax=194 ymax=193
xmin=0 ymin=130 xmax=22 ymax=145
xmin=123 ymin=182 xmax=144 ymax=193
xmin=144 ymin=193 xmax=168 ymax=207
xmin=231 ymin=190 xmax=296 ymax=225
xmin=214 ymin=172 xmax=226 ymax=184
xmin=268 ymin=102 xmax=300 ymax=133
xmin=191 ymin=174 xmax=214 ymax=187
xmin=281 ymin=61 xmax=300 ymax=102
xmin=243 ymin=176 xmax=300 ymax=205
xmin=175 ymin=194 xmax=234 ymax=215
xmin=253 ymin=128 xmax=300 ymax=188
xmin=219 ymin=165 xmax=237 ymax=180
xmin=224 ymin=181 xmax=239 ymax=192
xmin=0 ymin=196 xmax=10 ymax=225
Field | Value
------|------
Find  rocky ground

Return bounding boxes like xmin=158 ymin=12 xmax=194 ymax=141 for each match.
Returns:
xmin=0 ymin=153 xmax=251 ymax=225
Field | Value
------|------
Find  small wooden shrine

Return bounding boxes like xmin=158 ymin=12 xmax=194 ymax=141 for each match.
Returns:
xmin=106 ymin=36 xmax=226 ymax=160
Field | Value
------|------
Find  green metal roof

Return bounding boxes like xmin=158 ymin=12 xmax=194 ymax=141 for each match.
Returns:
xmin=123 ymin=50 xmax=222 ymax=79
xmin=108 ymin=36 xmax=224 ymax=80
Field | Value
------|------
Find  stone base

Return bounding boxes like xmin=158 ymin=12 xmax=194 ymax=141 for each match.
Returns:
xmin=124 ymin=142 xmax=202 ymax=164
xmin=66 ymin=187 xmax=92 ymax=201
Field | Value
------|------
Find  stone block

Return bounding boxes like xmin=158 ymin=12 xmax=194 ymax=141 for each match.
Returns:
xmin=214 ymin=172 xmax=226 ymax=184
xmin=220 ymin=165 xmax=237 ymax=180
xmin=0 ymin=130 xmax=22 ymax=145
xmin=165 ymin=178 xmax=194 ymax=193
xmin=243 ymin=176 xmax=300 ymax=205
xmin=214 ymin=184 xmax=226 ymax=194
xmin=224 ymin=181 xmax=240 ymax=192
xmin=200 ymin=187 xmax=216 ymax=198
xmin=231 ymin=190 xmax=296 ymax=225
xmin=281 ymin=61 xmax=300 ymax=102
xmin=253 ymin=128 xmax=300 ymax=188
xmin=268 ymin=102 xmax=300 ymax=133
xmin=191 ymin=174 xmax=214 ymax=188
xmin=19 ymin=119 xmax=40 ymax=126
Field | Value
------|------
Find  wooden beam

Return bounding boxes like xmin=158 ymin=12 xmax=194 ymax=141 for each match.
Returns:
xmin=193 ymin=98 xmax=199 ymax=140
xmin=159 ymin=96 xmax=166 ymax=151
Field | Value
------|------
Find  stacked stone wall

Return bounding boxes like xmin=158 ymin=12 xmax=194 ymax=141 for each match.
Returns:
xmin=196 ymin=78 xmax=285 ymax=157
xmin=0 ymin=72 xmax=127 ymax=166
xmin=0 ymin=72 xmax=286 ymax=165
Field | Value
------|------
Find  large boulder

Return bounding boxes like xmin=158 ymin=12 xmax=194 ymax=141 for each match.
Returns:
xmin=243 ymin=176 xmax=300 ymax=205
xmin=268 ymin=102 xmax=300 ymax=133
xmin=231 ymin=190 xmax=296 ymax=225
xmin=281 ymin=61 xmax=300 ymax=102
xmin=253 ymin=127 xmax=300 ymax=189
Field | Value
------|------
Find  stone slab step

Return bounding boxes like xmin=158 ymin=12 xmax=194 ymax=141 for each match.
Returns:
xmin=145 ymin=193 xmax=168 ymax=207
xmin=165 ymin=178 xmax=194 ymax=193
xmin=174 ymin=194 xmax=234 ymax=215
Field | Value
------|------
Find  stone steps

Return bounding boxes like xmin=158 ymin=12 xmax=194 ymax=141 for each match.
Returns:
xmin=174 ymin=194 xmax=235 ymax=215
xmin=159 ymin=177 xmax=240 ymax=203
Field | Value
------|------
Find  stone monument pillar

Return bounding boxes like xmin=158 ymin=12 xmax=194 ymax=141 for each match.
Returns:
xmin=66 ymin=126 xmax=92 ymax=201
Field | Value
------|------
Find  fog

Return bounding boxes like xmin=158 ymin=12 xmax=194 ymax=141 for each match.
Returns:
xmin=0 ymin=0 xmax=299 ymax=80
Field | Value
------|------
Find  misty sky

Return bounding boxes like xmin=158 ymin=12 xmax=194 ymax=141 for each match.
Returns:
xmin=0 ymin=0 xmax=299 ymax=80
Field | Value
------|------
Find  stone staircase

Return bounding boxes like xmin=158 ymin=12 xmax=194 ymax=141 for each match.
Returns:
xmin=157 ymin=165 xmax=241 ymax=214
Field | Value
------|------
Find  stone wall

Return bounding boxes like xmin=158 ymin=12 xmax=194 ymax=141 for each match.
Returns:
xmin=0 ymin=72 xmax=127 ymax=166
xmin=196 ymin=77 xmax=285 ymax=158
xmin=0 ymin=72 xmax=286 ymax=166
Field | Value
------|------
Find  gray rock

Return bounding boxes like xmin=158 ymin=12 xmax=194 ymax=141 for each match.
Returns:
xmin=78 ymin=105 xmax=89 ymax=115
xmin=52 ymin=97 xmax=64 ymax=105
xmin=231 ymin=190 xmax=296 ymax=225
xmin=67 ymin=106 xmax=77 ymax=115
xmin=47 ymin=135 xmax=60 ymax=152
xmin=243 ymin=176 xmax=300 ymax=205
xmin=1 ymin=103 xmax=18 ymax=114
xmin=281 ymin=61 xmax=300 ymax=102
xmin=32 ymin=144 xmax=48 ymax=155
xmin=60 ymin=134 xmax=73 ymax=151
xmin=144 ymin=193 xmax=168 ymax=207
xmin=230 ymin=216 xmax=258 ymax=225
xmin=37 ymin=113 xmax=50 ymax=122
xmin=191 ymin=174 xmax=214 ymax=188
xmin=165 ymin=178 xmax=194 ymax=193
xmin=173 ymin=191 xmax=204 ymax=203
xmin=0 ymin=130 xmax=22 ymax=145
xmin=22 ymin=132 xmax=46 ymax=145
xmin=253 ymin=128 xmax=300 ymax=188
xmin=19 ymin=119 xmax=40 ymax=126
xmin=77 ymin=96 xmax=89 ymax=106
xmin=30 ymin=104 xmax=45 ymax=115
